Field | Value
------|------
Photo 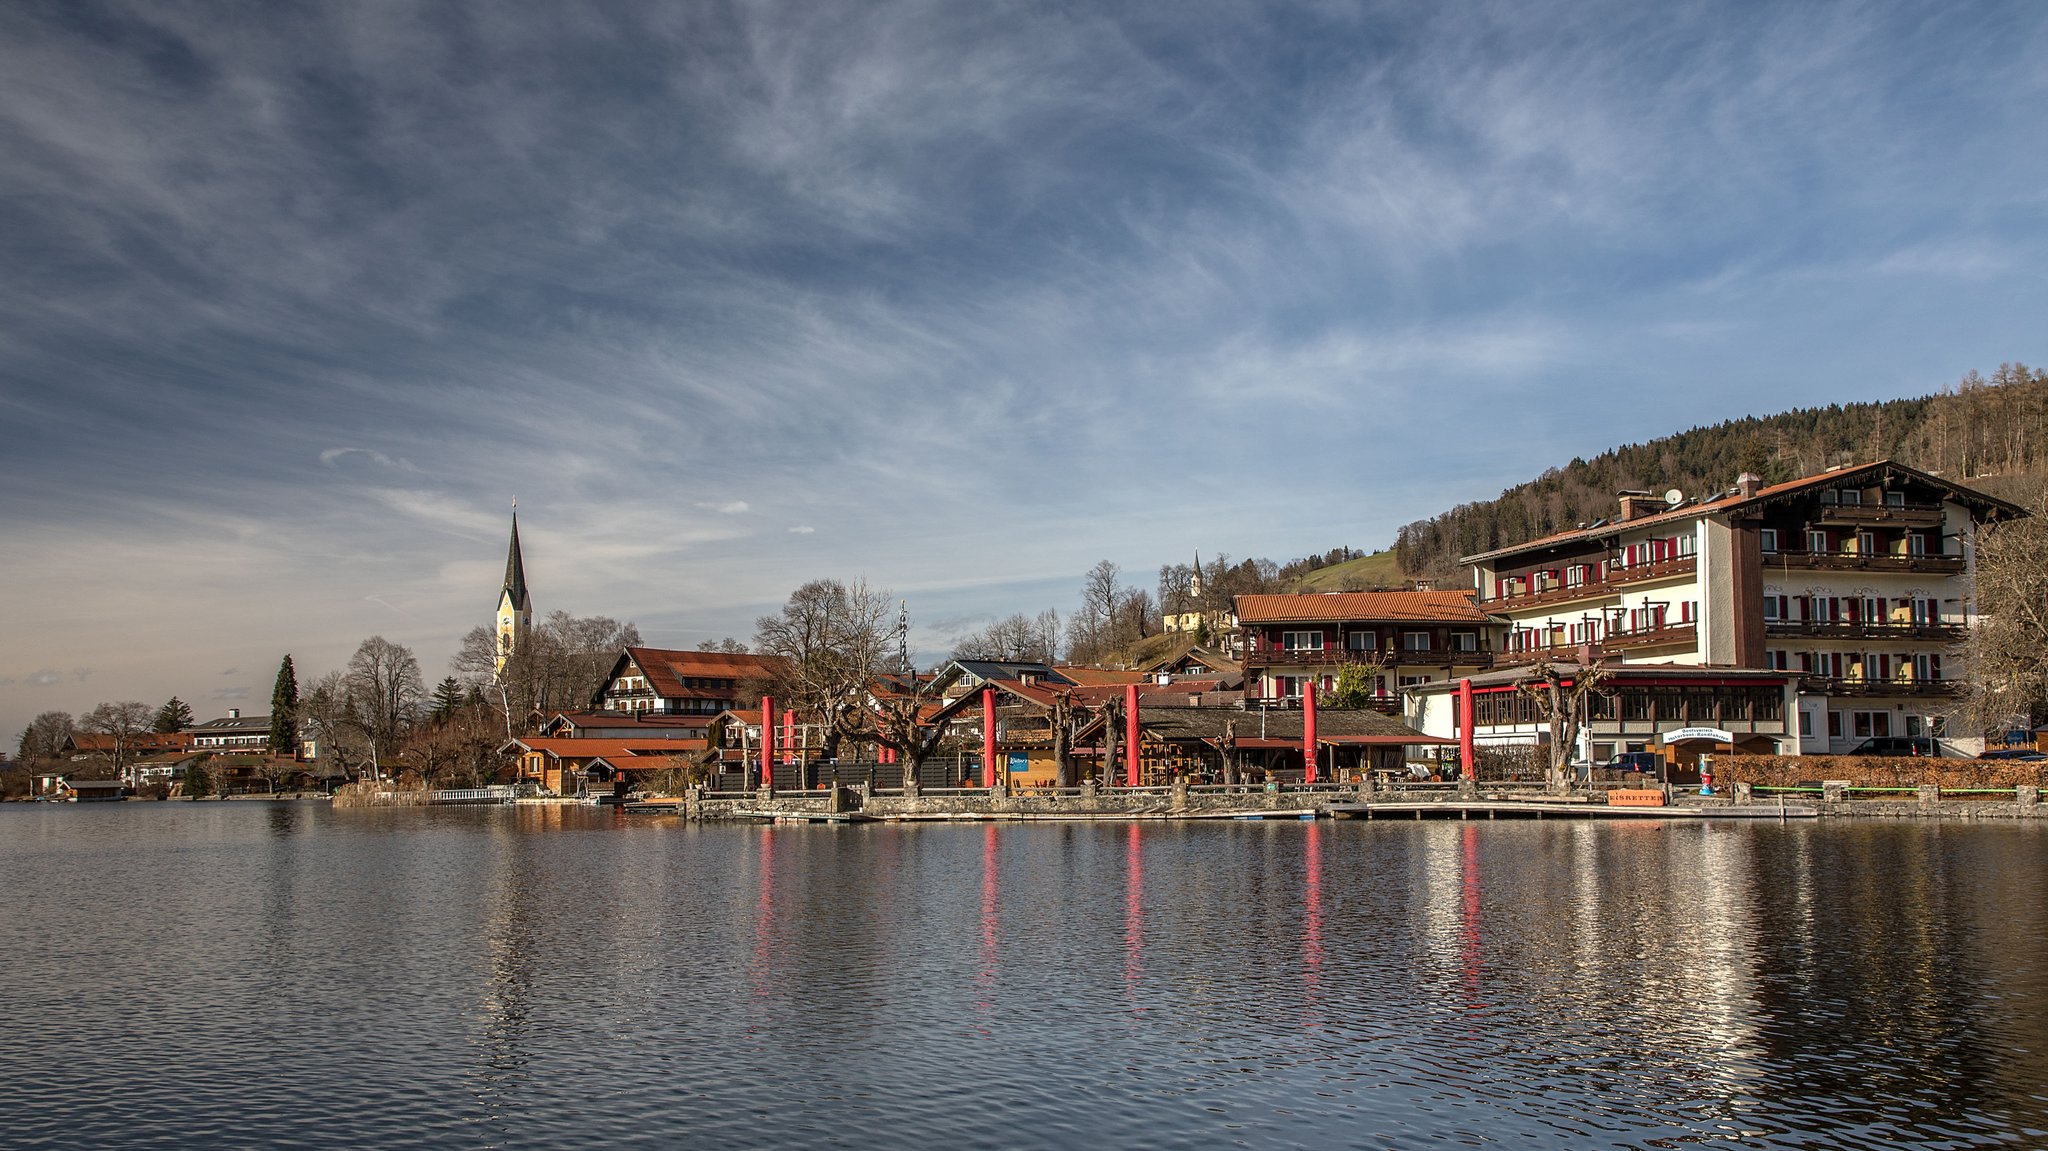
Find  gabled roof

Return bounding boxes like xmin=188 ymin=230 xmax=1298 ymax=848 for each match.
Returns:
xmin=540 ymin=711 xmax=714 ymax=736
xmin=499 ymin=737 xmax=706 ymax=759
xmin=603 ymin=647 xmax=786 ymax=704
xmin=1460 ymin=459 xmax=2027 ymax=565
xmin=1234 ymin=590 xmax=1491 ymax=625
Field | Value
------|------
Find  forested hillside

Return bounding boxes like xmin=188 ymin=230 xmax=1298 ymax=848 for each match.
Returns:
xmin=1391 ymin=363 xmax=2048 ymax=579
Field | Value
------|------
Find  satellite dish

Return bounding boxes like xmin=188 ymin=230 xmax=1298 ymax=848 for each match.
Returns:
xmin=1664 ymin=489 xmax=1684 ymax=505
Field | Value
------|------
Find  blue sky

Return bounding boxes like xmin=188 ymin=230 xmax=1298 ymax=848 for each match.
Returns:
xmin=4 ymin=1 xmax=2046 ymax=744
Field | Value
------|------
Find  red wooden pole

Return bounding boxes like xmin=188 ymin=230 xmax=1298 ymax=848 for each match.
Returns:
xmin=982 ymin=686 xmax=998 ymax=789
xmin=1303 ymin=680 xmax=1318 ymax=785
xmin=1459 ymin=677 xmax=1475 ymax=779
xmin=761 ymin=695 xmax=774 ymax=789
xmin=1125 ymin=683 xmax=1141 ymax=788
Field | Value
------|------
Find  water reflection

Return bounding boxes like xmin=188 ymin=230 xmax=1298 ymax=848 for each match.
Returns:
xmin=3 ymin=807 xmax=2045 ymax=1150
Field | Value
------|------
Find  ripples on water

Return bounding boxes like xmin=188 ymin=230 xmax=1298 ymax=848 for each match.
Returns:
xmin=2 ymin=804 xmax=2045 ymax=1149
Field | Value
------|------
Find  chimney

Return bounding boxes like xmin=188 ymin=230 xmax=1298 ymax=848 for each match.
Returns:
xmin=228 ymin=708 xmax=240 ymax=719
xmin=1617 ymin=491 xmax=1660 ymax=522
xmin=1737 ymin=472 xmax=1762 ymax=499
xmin=1412 ymin=578 xmax=1435 ymax=592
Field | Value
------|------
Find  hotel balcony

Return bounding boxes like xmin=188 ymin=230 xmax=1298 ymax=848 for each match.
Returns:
xmin=1798 ymin=675 xmax=1961 ymax=697
xmin=1243 ymin=647 xmax=1492 ymax=671
xmin=1766 ymin=550 xmax=1964 ymax=574
xmin=1811 ymin=501 xmax=1945 ymax=529
xmin=1480 ymin=555 xmax=1696 ymax=611
xmin=1495 ymin=621 xmax=1698 ymax=664
xmin=1765 ymin=620 xmax=1966 ymax=642
xmin=1606 ymin=555 xmax=1698 ymax=587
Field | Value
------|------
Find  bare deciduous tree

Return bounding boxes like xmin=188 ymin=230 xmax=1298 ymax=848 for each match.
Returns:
xmin=346 ymin=637 xmax=425 ymax=772
xmin=1514 ymin=658 xmax=1612 ymax=791
xmin=78 ymin=700 xmax=155 ymax=781
xmin=1958 ymin=498 xmax=2048 ymax=735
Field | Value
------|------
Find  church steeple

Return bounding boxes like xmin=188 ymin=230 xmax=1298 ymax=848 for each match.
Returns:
xmin=502 ymin=509 xmax=530 ymax=613
xmin=495 ymin=506 xmax=533 ymax=672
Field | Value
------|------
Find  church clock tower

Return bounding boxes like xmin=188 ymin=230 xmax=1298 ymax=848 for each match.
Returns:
xmin=496 ymin=508 xmax=533 ymax=674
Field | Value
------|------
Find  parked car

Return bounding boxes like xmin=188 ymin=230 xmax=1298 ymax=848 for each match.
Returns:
xmin=1845 ymin=736 xmax=1964 ymax=758
xmin=1977 ymin=748 xmax=2048 ymax=761
xmin=1603 ymin=752 xmax=1661 ymax=774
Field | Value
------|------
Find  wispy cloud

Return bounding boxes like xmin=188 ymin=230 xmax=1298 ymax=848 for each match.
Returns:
xmin=3 ymin=0 xmax=2046 ymax=745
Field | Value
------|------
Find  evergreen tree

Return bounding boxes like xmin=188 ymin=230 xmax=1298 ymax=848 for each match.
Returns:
xmin=181 ymin=760 xmax=212 ymax=799
xmin=269 ymin=655 xmax=300 ymax=758
xmin=430 ymin=676 xmax=464 ymax=720
xmin=153 ymin=696 xmax=193 ymax=733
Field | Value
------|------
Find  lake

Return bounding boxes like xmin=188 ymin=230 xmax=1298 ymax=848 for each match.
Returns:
xmin=3 ymin=803 xmax=2045 ymax=1149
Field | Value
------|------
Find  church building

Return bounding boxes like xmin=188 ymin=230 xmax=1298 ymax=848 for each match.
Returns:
xmin=496 ymin=509 xmax=533 ymax=673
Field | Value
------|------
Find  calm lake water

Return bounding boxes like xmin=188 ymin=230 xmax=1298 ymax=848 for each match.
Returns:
xmin=3 ymin=804 xmax=2045 ymax=1150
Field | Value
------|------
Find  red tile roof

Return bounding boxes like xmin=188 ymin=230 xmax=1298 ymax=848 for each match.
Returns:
xmin=1459 ymin=459 xmax=2025 ymax=565
xmin=620 ymin=647 xmax=786 ymax=699
xmin=506 ymin=737 xmax=706 ymax=759
xmin=1234 ymin=590 xmax=1491 ymax=625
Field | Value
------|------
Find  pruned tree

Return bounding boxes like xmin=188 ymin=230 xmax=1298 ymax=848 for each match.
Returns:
xmin=269 ymin=655 xmax=300 ymax=758
xmin=153 ymin=697 xmax=193 ymax=734
xmin=1514 ymin=658 xmax=1612 ymax=790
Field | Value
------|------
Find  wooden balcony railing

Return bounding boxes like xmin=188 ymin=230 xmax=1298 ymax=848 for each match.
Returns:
xmin=1595 ymin=622 xmax=1699 ymax=651
xmin=1243 ymin=647 xmax=1492 ymax=670
xmin=1495 ymin=622 xmax=1698 ymax=663
xmin=1767 ymin=551 xmax=1964 ymax=574
xmin=1606 ymin=555 xmax=1698 ymax=586
xmin=1765 ymin=620 xmax=1966 ymax=642
xmin=1798 ymin=675 xmax=1960 ymax=697
xmin=1812 ymin=502 xmax=1944 ymax=528
xmin=1478 ymin=579 xmax=1617 ymax=611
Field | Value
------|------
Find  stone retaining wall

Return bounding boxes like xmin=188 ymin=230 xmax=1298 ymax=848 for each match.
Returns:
xmin=1715 ymin=754 xmax=2048 ymax=790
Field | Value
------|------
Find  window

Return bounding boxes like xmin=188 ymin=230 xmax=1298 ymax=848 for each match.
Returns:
xmin=1828 ymin=711 xmax=1844 ymax=738
xmin=1760 ymin=528 xmax=1779 ymax=553
xmin=1402 ymin=631 xmax=1432 ymax=652
xmin=1274 ymin=676 xmax=1306 ymax=698
xmin=1855 ymin=531 xmax=1876 ymax=555
xmin=1281 ymin=630 xmax=1324 ymax=652
xmin=1763 ymin=595 xmax=1785 ymax=621
xmin=1852 ymin=710 xmax=1891 ymax=739
xmin=1346 ymin=631 xmax=1377 ymax=651
xmin=1808 ymin=530 xmax=1828 ymax=554
xmin=1767 ymin=650 xmax=1789 ymax=670
xmin=1450 ymin=631 xmax=1478 ymax=652
xmin=1885 ymin=491 xmax=1905 ymax=508
xmin=1397 ymin=675 xmax=1429 ymax=689
xmin=1912 ymin=653 xmax=1942 ymax=681
xmin=1838 ymin=489 xmax=1863 ymax=507
xmin=1907 ymin=533 xmax=1928 ymax=556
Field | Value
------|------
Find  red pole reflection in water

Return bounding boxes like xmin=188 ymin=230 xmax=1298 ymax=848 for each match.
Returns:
xmin=976 ymin=823 xmax=999 ymax=1026
xmin=1302 ymin=819 xmax=1324 ymax=1016
xmin=1459 ymin=822 xmax=1486 ymax=1009
xmin=1124 ymin=823 xmax=1144 ymax=1008
xmin=752 ymin=826 xmax=775 ymax=1001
